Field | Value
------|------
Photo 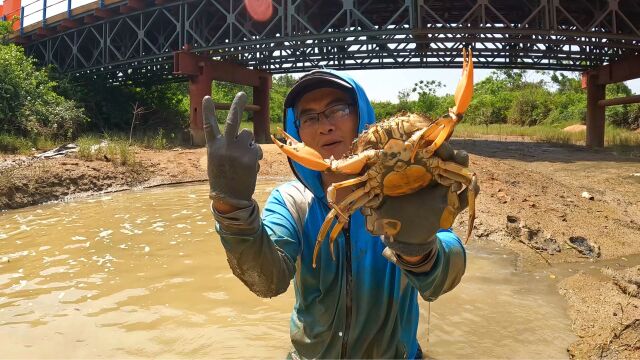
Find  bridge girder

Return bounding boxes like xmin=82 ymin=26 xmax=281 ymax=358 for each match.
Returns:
xmin=17 ymin=0 xmax=639 ymax=83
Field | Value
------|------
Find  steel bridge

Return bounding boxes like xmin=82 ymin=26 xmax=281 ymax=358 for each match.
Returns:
xmin=2 ymin=0 xmax=640 ymax=145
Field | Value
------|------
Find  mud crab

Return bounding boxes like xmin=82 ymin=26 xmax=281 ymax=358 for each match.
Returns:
xmin=273 ymin=49 xmax=478 ymax=268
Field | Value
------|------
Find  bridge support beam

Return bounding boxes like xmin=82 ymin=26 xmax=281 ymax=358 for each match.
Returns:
xmin=583 ymin=55 xmax=640 ymax=148
xmin=174 ymin=46 xmax=272 ymax=146
xmin=585 ymin=74 xmax=606 ymax=148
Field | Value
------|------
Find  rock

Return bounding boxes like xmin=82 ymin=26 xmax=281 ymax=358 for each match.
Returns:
xmin=505 ymin=216 xmax=561 ymax=255
xmin=581 ymin=191 xmax=594 ymax=200
xmin=34 ymin=143 xmax=78 ymax=159
xmin=566 ymin=236 xmax=600 ymax=258
xmin=505 ymin=215 xmax=521 ymax=238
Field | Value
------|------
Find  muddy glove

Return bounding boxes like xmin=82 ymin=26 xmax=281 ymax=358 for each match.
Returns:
xmin=363 ymin=142 xmax=477 ymax=269
xmin=204 ymin=92 xmax=263 ymax=210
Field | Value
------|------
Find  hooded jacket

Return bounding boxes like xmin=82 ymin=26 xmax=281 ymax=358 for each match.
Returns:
xmin=214 ymin=70 xmax=466 ymax=359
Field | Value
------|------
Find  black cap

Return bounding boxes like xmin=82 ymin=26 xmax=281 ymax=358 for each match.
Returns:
xmin=284 ymin=71 xmax=355 ymax=109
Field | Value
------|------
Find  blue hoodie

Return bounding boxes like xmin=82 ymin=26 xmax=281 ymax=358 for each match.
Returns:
xmin=215 ymin=70 xmax=466 ymax=359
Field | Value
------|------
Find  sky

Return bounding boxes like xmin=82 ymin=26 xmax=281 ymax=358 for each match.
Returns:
xmin=334 ymin=68 xmax=640 ymax=103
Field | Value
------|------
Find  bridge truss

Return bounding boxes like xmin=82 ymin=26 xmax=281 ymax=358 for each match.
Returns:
xmin=17 ymin=0 xmax=640 ymax=84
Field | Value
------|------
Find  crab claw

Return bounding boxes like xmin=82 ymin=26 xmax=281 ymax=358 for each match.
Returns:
xmin=450 ymin=48 xmax=474 ymax=118
xmin=271 ymin=128 xmax=330 ymax=171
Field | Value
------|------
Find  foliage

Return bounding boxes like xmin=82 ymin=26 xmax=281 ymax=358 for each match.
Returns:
xmin=0 ymin=36 xmax=88 ymax=139
xmin=0 ymin=133 xmax=32 ymax=154
xmin=270 ymin=74 xmax=298 ymax=123
xmin=371 ymin=101 xmax=401 ymax=121
xmin=211 ymin=74 xmax=297 ymax=124
xmin=507 ymin=84 xmax=553 ymax=126
xmin=76 ymin=134 xmax=136 ymax=166
xmin=0 ymin=17 xmax=15 ymax=44
xmin=605 ymin=83 xmax=640 ymax=129
xmin=55 ymin=76 xmax=189 ymax=140
xmin=454 ymin=123 xmax=640 ymax=149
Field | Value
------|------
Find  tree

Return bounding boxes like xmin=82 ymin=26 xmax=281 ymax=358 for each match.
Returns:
xmin=549 ymin=73 xmax=582 ymax=93
xmin=0 ymin=32 xmax=88 ymax=139
xmin=0 ymin=17 xmax=15 ymax=44
xmin=269 ymin=74 xmax=298 ymax=122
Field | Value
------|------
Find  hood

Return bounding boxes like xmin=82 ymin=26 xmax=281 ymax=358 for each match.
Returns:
xmin=282 ymin=69 xmax=376 ymax=201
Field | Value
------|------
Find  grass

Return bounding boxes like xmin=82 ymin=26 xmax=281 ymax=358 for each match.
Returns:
xmin=239 ymin=121 xmax=282 ymax=136
xmin=76 ymin=134 xmax=137 ymax=166
xmin=0 ymin=133 xmax=60 ymax=154
xmin=0 ymin=133 xmax=33 ymax=154
xmin=454 ymin=123 xmax=640 ymax=150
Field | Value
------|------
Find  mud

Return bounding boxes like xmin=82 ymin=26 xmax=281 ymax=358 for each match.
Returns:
xmin=1 ymin=138 xmax=640 ymax=358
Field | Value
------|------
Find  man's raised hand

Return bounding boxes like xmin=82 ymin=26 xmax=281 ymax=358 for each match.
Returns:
xmin=204 ymin=92 xmax=263 ymax=212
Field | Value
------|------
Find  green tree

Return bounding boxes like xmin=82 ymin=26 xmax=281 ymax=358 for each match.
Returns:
xmin=371 ymin=101 xmax=400 ymax=121
xmin=270 ymin=74 xmax=297 ymax=122
xmin=507 ymin=85 xmax=552 ymax=126
xmin=0 ymin=34 xmax=88 ymax=139
xmin=411 ymin=80 xmax=443 ymax=117
xmin=605 ymin=82 xmax=636 ymax=128
xmin=550 ymin=73 xmax=582 ymax=93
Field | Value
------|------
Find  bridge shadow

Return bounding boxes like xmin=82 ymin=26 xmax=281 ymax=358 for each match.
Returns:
xmin=449 ymin=138 xmax=640 ymax=164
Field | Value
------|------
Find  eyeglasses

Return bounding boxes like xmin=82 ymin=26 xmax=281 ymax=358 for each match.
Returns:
xmin=295 ymin=103 xmax=353 ymax=130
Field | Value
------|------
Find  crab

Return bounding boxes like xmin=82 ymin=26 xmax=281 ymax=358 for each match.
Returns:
xmin=272 ymin=49 xmax=477 ymax=268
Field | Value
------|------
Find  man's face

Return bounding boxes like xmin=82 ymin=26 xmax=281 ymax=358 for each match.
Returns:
xmin=295 ymin=87 xmax=358 ymax=160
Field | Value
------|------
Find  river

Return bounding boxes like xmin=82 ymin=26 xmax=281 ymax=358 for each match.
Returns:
xmin=0 ymin=181 xmax=576 ymax=358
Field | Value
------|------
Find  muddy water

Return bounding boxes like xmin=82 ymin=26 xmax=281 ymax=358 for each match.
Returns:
xmin=1 ymin=182 xmax=575 ymax=359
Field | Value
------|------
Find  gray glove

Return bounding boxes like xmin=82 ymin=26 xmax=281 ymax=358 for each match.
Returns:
xmin=204 ymin=92 xmax=263 ymax=209
xmin=364 ymin=142 xmax=477 ymax=259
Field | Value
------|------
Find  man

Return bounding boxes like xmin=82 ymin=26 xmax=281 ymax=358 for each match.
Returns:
xmin=205 ymin=70 xmax=475 ymax=359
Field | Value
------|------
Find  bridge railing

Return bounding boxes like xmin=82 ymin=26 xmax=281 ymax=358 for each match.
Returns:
xmin=2 ymin=0 xmax=108 ymax=35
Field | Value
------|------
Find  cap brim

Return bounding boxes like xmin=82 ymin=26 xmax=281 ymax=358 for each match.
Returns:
xmin=284 ymin=73 xmax=354 ymax=109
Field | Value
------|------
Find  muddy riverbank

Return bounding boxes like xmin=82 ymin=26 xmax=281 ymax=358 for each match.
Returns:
xmin=1 ymin=139 xmax=639 ymax=358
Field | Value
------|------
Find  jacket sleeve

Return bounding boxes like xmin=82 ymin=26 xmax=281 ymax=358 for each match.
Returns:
xmin=213 ymin=189 xmax=301 ymax=298
xmin=393 ymin=229 xmax=467 ymax=301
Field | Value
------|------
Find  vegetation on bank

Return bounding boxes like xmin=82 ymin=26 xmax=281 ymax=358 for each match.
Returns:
xmin=1 ymin=19 xmax=639 ymax=157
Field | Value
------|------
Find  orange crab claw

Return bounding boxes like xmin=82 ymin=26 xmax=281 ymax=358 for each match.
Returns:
xmin=450 ymin=48 xmax=474 ymax=118
xmin=271 ymin=128 xmax=330 ymax=171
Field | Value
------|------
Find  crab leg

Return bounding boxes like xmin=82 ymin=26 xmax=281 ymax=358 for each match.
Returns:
xmin=316 ymin=186 xmax=366 ymax=248
xmin=271 ymin=129 xmax=330 ymax=171
xmin=272 ymin=128 xmax=375 ymax=175
xmin=441 ymin=187 xmax=461 ymax=229
xmin=328 ymin=149 xmax=379 ymax=175
xmin=326 ymin=174 xmax=371 ymax=220
xmin=450 ymin=48 xmax=474 ymax=119
xmin=325 ymin=190 xmax=377 ymax=262
xmin=409 ymin=118 xmax=457 ymax=162
xmin=431 ymin=162 xmax=478 ymax=244
xmin=313 ymin=187 xmax=374 ymax=267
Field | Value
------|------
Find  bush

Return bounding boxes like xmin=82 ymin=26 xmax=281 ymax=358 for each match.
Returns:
xmin=507 ymin=86 xmax=552 ymax=126
xmin=545 ymin=90 xmax=587 ymax=126
xmin=76 ymin=134 xmax=136 ymax=165
xmin=0 ymin=133 xmax=32 ymax=154
xmin=0 ymin=41 xmax=88 ymax=139
xmin=465 ymin=92 xmax=513 ymax=125
xmin=372 ymin=101 xmax=400 ymax=121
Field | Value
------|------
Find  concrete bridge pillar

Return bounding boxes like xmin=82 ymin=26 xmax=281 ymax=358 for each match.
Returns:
xmin=174 ymin=46 xmax=272 ymax=146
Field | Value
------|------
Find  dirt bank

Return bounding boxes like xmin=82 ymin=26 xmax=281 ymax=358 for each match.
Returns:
xmin=0 ymin=145 xmax=291 ymax=210
xmin=1 ymin=139 xmax=639 ymax=358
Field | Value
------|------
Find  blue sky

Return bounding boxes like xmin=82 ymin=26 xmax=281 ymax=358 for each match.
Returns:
xmin=333 ymin=68 xmax=640 ymax=103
